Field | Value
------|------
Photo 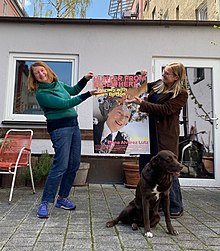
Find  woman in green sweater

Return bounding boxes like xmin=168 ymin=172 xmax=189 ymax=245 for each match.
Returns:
xmin=28 ymin=61 xmax=99 ymax=218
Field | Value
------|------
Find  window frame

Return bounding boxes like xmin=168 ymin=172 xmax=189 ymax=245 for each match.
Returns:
xmin=4 ymin=52 xmax=79 ymax=123
xmin=153 ymin=57 xmax=220 ymax=187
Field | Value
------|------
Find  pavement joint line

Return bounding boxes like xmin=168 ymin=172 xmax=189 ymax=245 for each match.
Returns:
xmin=88 ymin=184 xmax=95 ymax=251
xmin=101 ymin=184 xmax=125 ymax=251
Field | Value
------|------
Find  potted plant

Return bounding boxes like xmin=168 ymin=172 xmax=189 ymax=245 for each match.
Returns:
xmin=19 ymin=151 xmax=90 ymax=187
xmin=19 ymin=150 xmax=53 ymax=187
xmin=200 ymin=132 xmax=214 ymax=174
xmin=123 ymin=156 xmax=140 ymax=188
xmin=73 ymin=162 xmax=90 ymax=186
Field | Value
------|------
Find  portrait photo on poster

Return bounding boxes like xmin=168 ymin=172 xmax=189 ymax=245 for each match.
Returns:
xmin=93 ymin=74 xmax=150 ymax=155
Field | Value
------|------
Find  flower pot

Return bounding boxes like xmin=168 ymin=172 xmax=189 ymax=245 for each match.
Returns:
xmin=73 ymin=162 xmax=90 ymax=186
xmin=202 ymin=156 xmax=214 ymax=174
xmin=123 ymin=161 xmax=140 ymax=188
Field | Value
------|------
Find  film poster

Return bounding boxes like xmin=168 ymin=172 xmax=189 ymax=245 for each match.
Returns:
xmin=93 ymin=74 xmax=150 ymax=155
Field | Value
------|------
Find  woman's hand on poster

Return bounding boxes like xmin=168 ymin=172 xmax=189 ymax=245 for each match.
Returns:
xmin=140 ymin=69 xmax=147 ymax=77
xmin=90 ymin=89 xmax=104 ymax=96
xmin=125 ymin=96 xmax=142 ymax=105
xmin=125 ymin=88 xmax=140 ymax=100
xmin=124 ymin=69 xmax=148 ymax=99
xmin=85 ymin=71 xmax=94 ymax=80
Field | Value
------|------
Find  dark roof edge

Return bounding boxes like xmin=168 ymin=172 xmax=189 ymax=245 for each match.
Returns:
xmin=0 ymin=16 xmax=220 ymax=27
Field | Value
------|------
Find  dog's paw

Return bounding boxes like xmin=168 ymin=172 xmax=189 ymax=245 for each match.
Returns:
xmin=144 ymin=231 xmax=153 ymax=238
xmin=167 ymin=229 xmax=179 ymax=235
xmin=131 ymin=223 xmax=138 ymax=231
xmin=172 ymin=230 xmax=179 ymax=235
xmin=106 ymin=221 xmax=114 ymax=228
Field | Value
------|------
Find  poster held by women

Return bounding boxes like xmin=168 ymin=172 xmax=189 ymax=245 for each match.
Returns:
xmin=93 ymin=74 xmax=150 ymax=155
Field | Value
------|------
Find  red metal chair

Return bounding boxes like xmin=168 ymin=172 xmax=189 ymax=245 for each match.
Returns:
xmin=0 ymin=129 xmax=36 ymax=203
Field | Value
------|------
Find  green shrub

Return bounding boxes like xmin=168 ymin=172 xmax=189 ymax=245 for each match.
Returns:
xmin=19 ymin=150 xmax=53 ymax=184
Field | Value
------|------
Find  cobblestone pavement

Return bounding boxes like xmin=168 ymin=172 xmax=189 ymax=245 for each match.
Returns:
xmin=0 ymin=185 xmax=219 ymax=251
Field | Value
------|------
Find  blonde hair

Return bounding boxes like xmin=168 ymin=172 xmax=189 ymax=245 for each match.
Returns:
xmin=28 ymin=61 xmax=58 ymax=92
xmin=153 ymin=62 xmax=188 ymax=98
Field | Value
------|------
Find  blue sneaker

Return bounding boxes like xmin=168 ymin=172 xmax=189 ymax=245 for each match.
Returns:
xmin=37 ymin=201 xmax=49 ymax=218
xmin=55 ymin=198 xmax=76 ymax=210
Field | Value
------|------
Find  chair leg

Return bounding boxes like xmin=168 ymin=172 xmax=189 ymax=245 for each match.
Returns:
xmin=9 ymin=171 xmax=17 ymax=203
xmin=29 ymin=155 xmax=36 ymax=194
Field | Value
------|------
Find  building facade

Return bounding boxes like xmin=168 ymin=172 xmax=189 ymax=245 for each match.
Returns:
xmin=0 ymin=0 xmax=26 ymax=17
xmin=0 ymin=17 xmax=220 ymax=187
xmin=108 ymin=0 xmax=144 ymax=19
xmin=142 ymin=0 xmax=219 ymax=21
xmin=130 ymin=0 xmax=144 ymax=19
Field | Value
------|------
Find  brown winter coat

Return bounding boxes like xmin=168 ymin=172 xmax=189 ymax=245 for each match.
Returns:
xmin=139 ymin=80 xmax=188 ymax=156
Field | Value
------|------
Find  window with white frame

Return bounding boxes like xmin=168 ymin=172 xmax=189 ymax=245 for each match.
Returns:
xmin=4 ymin=53 xmax=78 ymax=122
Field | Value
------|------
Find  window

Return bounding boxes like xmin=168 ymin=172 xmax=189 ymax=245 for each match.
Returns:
xmin=152 ymin=7 xmax=156 ymax=19
xmin=196 ymin=1 xmax=208 ymax=20
xmin=4 ymin=53 xmax=78 ymax=123
xmin=163 ymin=9 xmax=169 ymax=20
xmin=193 ymin=68 xmax=205 ymax=84
xmin=176 ymin=6 xmax=179 ymax=20
xmin=144 ymin=0 xmax=148 ymax=11
xmin=3 ymin=1 xmax=7 ymax=16
xmin=135 ymin=3 xmax=139 ymax=16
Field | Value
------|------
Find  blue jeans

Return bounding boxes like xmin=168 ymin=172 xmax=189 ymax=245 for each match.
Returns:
xmin=169 ymin=176 xmax=183 ymax=213
xmin=41 ymin=125 xmax=81 ymax=203
xmin=139 ymin=154 xmax=183 ymax=213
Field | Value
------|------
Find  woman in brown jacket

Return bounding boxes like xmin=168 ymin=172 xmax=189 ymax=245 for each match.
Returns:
xmin=127 ymin=62 xmax=188 ymax=218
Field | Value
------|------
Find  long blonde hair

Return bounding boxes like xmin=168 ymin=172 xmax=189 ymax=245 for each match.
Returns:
xmin=28 ymin=61 xmax=58 ymax=92
xmin=153 ymin=62 xmax=188 ymax=98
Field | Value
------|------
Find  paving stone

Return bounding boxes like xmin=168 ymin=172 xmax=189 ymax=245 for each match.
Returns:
xmin=2 ymin=246 xmax=33 ymax=251
xmin=64 ymin=238 xmax=91 ymax=248
xmin=33 ymin=241 xmax=63 ymax=251
xmin=0 ymin=185 xmax=219 ymax=251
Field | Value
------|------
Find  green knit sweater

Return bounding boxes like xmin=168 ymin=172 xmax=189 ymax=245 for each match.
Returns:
xmin=36 ymin=77 xmax=91 ymax=120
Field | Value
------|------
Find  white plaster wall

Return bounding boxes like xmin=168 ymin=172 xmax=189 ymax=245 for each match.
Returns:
xmin=31 ymin=139 xmax=100 ymax=156
xmin=1 ymin=20 xmax=220 ymax=156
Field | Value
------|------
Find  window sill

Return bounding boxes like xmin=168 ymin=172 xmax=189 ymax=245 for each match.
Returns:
xmin=2 ymin=120 xmax=47 ymax=126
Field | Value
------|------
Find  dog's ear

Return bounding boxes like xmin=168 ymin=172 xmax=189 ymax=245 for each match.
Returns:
xmin=150 ymin=155 xmax=160 ymax=167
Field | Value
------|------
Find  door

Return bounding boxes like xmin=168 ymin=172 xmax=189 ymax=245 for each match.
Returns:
xmin=153 ymin=58 xmax=220 ymax=187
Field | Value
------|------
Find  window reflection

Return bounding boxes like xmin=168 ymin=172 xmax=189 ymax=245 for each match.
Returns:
xmin=13 ymin=60 xmax=72 ymax=115
xmin=179 ymin=67 xmax=214 ymax=179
